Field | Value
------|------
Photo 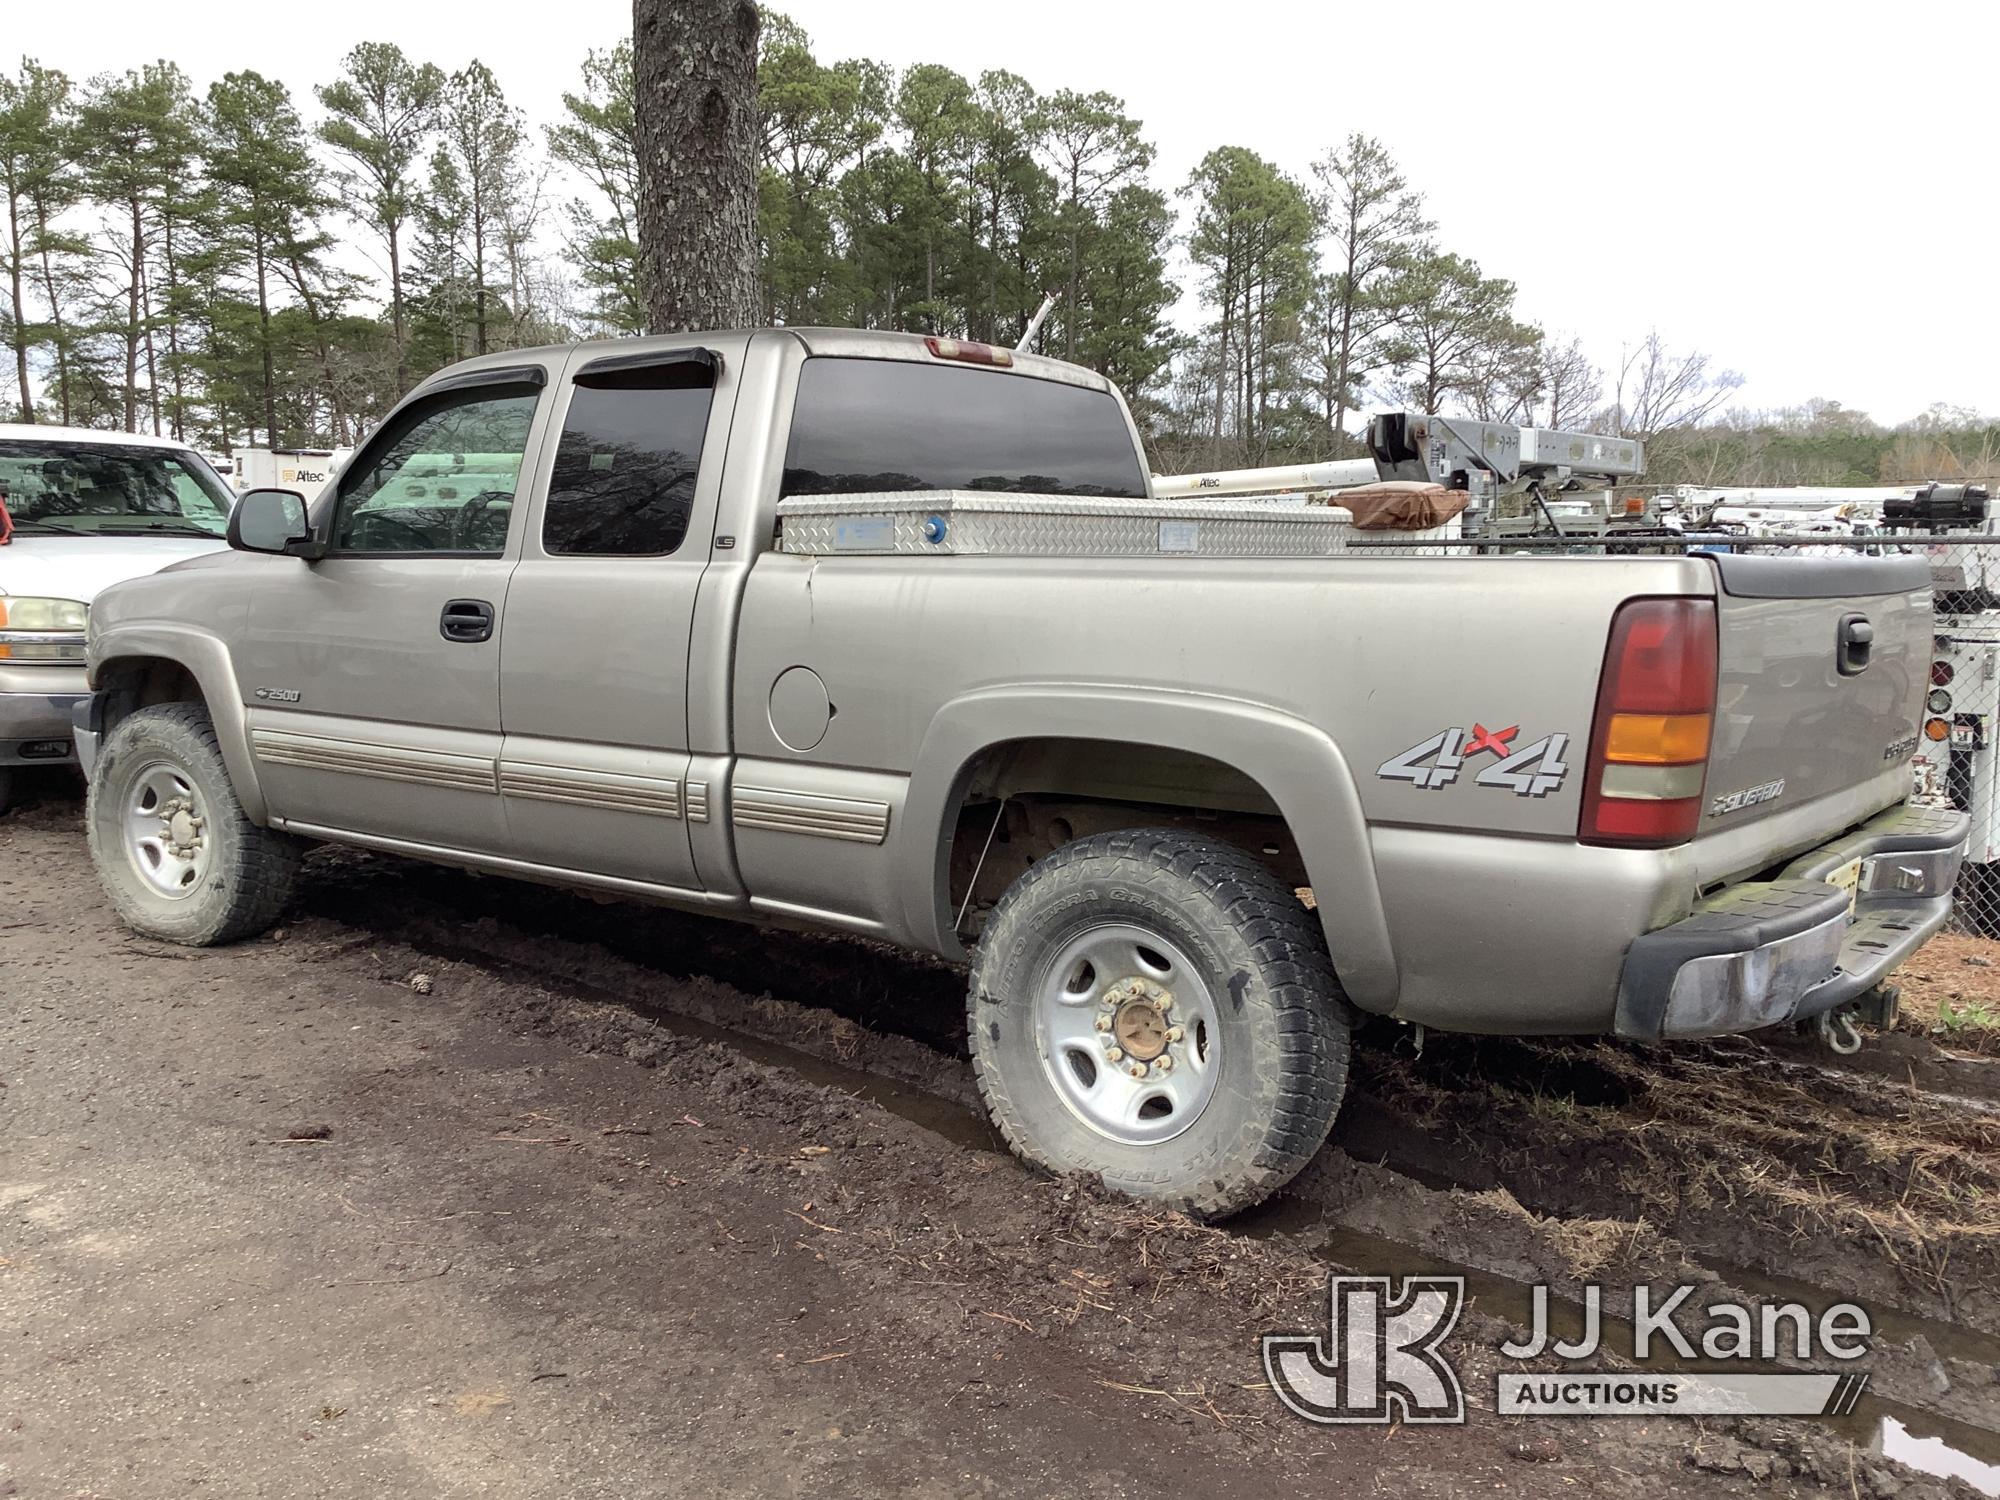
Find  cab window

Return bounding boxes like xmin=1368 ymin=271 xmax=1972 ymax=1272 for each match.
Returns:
xmin=542 ymin=361 xmax=714 ymax=557
xmin=332 ymin=383 xmax=540 ymax=554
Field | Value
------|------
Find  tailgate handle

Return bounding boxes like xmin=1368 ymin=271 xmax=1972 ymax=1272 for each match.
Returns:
xmin=1837 ymin=613 xmax=1873 ymax=675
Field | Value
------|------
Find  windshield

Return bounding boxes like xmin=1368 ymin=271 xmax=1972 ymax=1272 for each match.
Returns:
xmin=0 ymin=439 xmax=235 ymax=537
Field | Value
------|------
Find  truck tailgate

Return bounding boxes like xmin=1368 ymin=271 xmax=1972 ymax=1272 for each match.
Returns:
xmin=1702 ymin=551 xmax=1929 ymax=830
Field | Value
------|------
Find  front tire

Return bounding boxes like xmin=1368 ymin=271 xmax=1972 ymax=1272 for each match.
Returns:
xmin=86 ymin=703 xmax=301 ymax=945
xmin=968 ymin=828 xmax=1350 ymax=1218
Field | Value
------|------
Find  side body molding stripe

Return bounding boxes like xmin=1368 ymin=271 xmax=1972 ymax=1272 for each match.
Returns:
xmin=732 ymin=784 xmax=890 ymax=844
xmin=498 ymin=760 xmax=683 ymax=819
xmin=252 ymin=729 xmax=497 ymax=794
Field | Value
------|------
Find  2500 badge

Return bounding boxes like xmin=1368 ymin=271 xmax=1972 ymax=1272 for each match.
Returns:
xmin=1376 ymin=723 xmax=1570 ymax=799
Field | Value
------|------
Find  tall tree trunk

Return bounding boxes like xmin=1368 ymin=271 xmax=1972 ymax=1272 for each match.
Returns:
xmin=633 ymin=0 xmax=761 ymax=334
xmin=388 ymin=226 xmax=409 ymax=395
xmin=141 ymin=263 xmax=161 ymax=436
xmin=124 ymin=196 xmax=143 ymax=432
xmin=1065 ymin=164 xmax=1081 ymax=361
xmin=5 ymin=178 xmax=32 ymax=422
xmin=33 ymin=202 xmax=69 ymax=425
xmin=254 ymin=232 xmax=277 ymax=445
xmin=162 ymin=215 xmax=185 ymax=441
xmin=472 ymin=196 xmax=488 ymax=356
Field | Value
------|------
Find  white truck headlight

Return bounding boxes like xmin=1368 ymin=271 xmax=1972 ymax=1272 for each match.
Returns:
xmin=0 ymin=596 xmax=89 ymax=661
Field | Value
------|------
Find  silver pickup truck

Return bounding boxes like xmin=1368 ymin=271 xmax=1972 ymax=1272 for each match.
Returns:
xmin=73 ymin=328 xmax=1969 ymax=1216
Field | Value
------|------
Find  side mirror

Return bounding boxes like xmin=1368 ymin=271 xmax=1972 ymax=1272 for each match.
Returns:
xmin=228 ymin=488 xmax=321 ymax=559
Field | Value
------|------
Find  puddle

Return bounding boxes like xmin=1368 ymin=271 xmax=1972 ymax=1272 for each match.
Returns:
xmin=1699 ymin=1257 xmax=2000 ymax=1368
xmin=1244 ymin=1208 xmax=2000 ymax=1496
xmin=1884 ymin=1416 xmax=2000 ymax=1494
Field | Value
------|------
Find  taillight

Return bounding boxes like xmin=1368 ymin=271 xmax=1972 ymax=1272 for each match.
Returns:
xmin=1579 ymin=598 xmax=1717 ymax=847
xmin=1932 ymin=660 xmax=1955 ymax=686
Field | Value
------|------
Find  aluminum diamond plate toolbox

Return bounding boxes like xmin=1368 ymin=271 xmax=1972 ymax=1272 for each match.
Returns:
xmin=776 ymin=491 xmax=1354 ymax=558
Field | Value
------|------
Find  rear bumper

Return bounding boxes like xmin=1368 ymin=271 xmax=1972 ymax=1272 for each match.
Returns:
xmin=1615 ymin=803 xmax=1969 ymax=1040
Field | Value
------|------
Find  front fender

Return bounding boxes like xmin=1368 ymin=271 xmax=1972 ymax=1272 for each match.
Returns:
xmin=899 ymin=684 xmax=1398 ymax=1012
xmin=90 ymin=626 xmax=267 ymax=824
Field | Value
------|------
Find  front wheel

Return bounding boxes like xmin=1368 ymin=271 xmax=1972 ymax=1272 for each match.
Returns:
xmin=86 ymin=703 xmax=302 ymax=945
xmin=968 ymin=828 xmax=1350 ymax=1218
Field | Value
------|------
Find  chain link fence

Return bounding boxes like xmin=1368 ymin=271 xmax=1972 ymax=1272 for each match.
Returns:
xmin=1343 ymin=526 xmax=2000 ymax=937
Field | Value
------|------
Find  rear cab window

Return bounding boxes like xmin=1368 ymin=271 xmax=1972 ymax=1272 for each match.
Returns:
xmin=542 ymin=358 xmax=716 ymax=557
xmin=780 ymin=357 xmax=1146 ymax=499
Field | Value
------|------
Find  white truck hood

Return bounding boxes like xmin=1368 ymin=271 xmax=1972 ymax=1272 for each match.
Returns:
xmin=0 ymin=535 xmax=228 ymax=604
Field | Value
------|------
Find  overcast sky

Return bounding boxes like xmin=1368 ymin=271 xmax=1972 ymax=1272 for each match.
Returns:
xmin=14 ymin=0 xmax=1994 ymax=426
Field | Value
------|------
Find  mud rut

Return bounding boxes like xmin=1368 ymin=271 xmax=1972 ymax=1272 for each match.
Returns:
xmin=265 ymin=841 xmax=2000 ymax=1484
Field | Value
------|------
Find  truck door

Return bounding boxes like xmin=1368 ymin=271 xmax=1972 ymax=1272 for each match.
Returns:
xmin=238 ymin=368 xmax=553 ymax=853
xmin=494 ymin=345 xmax=731 ymax=893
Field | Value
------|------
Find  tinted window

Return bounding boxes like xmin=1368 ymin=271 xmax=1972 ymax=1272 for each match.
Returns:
xmin=543 ymin=362 xmax=714 ymax=556
xmin=0 ymin=441 xmax=233 ymax=537
xmin=334 ymin=384 xmax=540 ymax=554
xmin=781 ymin=357 xmax=1146 ymax=498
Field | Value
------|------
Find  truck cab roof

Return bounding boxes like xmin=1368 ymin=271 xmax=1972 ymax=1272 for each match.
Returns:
xmin=420 ymin=326 xmax=1116 ymax=396
xmin=0 ymin=423 xmax=209 ymax=453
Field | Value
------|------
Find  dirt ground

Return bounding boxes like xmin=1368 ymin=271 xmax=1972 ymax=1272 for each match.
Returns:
xmin=4 ymin=776 xmax=1999 ymax=1498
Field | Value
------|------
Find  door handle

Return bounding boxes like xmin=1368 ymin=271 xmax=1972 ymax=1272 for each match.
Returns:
xmin=440 ymin=598 xmax=495 ymax=643
xmin=1837 ymin=613 xmax=1872 ymax=676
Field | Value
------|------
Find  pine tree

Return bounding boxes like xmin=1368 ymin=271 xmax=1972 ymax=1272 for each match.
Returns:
xmin=317 ymin=43 xmax=445 ymax=396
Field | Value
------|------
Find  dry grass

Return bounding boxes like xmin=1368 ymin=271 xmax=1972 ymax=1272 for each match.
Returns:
xmin=1892 ymin=930 xmax=2000 ymax=1056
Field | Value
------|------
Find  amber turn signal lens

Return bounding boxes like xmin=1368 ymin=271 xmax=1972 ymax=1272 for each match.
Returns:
xmin=1924 ymin=717 xmax=1952 ymax=741
xmin=1603 ymin=712 xmax=1713 ymax=765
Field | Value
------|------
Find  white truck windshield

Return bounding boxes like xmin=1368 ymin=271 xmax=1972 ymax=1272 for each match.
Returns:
xmin=0 ymin=440 xmax=235 ymax=537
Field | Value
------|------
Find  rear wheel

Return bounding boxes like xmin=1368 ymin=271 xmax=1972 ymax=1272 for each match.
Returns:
xmin=0 ymin=767 xmax=13 ymax=816
xmin=968 ymin=827 xmax=1350 ymax=1218
xmin=86 ymin=703 xmax=301 ymax=945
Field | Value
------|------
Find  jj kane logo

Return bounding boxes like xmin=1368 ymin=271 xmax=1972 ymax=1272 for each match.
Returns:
xmin=1263 ymin=1276 xmax=1876 ymax=1425
xmin=1263 ymin=1276 xmax=1466 ymax=1424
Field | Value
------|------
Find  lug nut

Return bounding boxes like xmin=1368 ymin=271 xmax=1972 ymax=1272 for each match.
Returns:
xmin=1166 ymin=1026 xmax=1184 ymax=1043
xmin=1153 ymin=1056 xmax=1174 ymax=1075
xmin=1105 ymin=1046 xmax=1123 ymax=1062
xmin=1126 ymin=1062 xmax=1148 ymax=1079
xmin=1094 ymin=1016 xmax=1112 ymax=1032
xmin=1156 ymin=994 xmax=1173 ymax=1012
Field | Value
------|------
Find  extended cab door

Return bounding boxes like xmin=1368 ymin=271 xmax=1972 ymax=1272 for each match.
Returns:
xmin=238 ymin=366 xmax=553 ymax=853
xmin=493 ymin=343 xmax=735 ymax=893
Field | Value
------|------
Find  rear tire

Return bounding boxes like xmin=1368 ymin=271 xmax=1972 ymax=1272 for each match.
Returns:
xmin=0 ymin=767 xmax=13 ymax=816
xmin=86 ymin=703 xmax=301 ymax=945
xmin=968 ymin=827 xmax=1350 ymax=1218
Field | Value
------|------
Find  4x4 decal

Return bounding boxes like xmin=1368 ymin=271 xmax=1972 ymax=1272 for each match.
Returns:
xmin=1377 ymin=723 xmax=1571 ymax=798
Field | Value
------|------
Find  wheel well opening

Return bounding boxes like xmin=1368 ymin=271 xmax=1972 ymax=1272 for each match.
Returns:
xmin=944 ymin=738 xmax=1313 ymax=941
xmin=96 ymin=658 xmax=206 ymax=735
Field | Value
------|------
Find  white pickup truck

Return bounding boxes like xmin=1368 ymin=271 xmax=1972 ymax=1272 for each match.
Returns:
xmin=0 ymin=425 xmax=235 ymax=813
xmin=72 ymin=329 xmax=1968 ymax=1216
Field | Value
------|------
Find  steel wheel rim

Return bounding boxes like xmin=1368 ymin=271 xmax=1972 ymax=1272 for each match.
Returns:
xmin=1034 ymin=922 xmax=1221 ymax=1145
xmin=122 ymin=759 xmax=211 ymax=900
